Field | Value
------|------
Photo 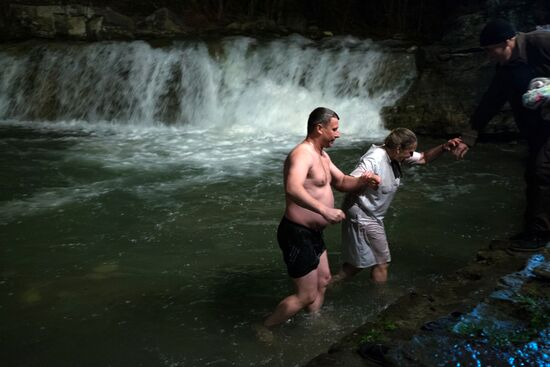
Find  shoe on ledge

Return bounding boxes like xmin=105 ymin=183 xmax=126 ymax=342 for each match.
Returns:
xmin=509 ymin=230 xmax=550 ymax=241
xmin=507 ymin=231 xmax=550 ymax=252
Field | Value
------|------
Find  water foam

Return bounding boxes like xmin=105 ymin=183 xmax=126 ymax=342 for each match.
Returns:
xmin=0 ymin=36 xmax=417 ymax=216
xmin=0 ymin=35 xmax=416 ymax=139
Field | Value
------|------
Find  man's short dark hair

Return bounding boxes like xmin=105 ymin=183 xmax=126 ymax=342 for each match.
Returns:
xmin=307 ymin=107 xmax=339 ymax=134
xmin=479 ymin=19 xmax=517 ymax=47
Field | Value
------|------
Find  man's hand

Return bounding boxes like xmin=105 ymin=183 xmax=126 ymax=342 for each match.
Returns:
xmin=443 ymin=137 xmax=463 ymax=151
xmin=360 ymin=171 xmax=381 ymax=190
xmin=451 ymin=141 xmax=469 ymax=159
xmin=321 ymin=207 xmax=346 ymax=224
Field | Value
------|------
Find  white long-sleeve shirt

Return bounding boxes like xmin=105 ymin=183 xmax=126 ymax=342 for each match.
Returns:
xmin=344 ymin=144 xmax=421 ymax=221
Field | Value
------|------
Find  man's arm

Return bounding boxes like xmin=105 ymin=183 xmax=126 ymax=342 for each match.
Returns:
xmin=453 ymin=70 xmax=508 ymax=159
xmin=468 ymin=71 xmax=509 ymax=138
xmin=329 ymin=158 xmax=380 ymax=192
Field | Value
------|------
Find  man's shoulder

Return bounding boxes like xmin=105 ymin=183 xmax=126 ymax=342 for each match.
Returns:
xmin=287 ymin=142 xmax=313 ymax=162
xmin=524 ymin=30 xmax=550 ymax=45
xmin=525 ymin=29 xmax=550 ymax=37
xmin=289 ymin=141 xmax=310 ymax=154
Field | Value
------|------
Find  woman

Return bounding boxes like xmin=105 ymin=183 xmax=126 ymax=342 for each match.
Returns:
xmin=335 ymin=128 xmax=461 ymax=283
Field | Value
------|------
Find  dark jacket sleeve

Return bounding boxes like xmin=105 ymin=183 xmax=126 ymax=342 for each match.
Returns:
xmin=462 ymin=68 xmax=508 ymax=147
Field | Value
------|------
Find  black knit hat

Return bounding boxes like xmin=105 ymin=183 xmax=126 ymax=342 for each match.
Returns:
xmin=479 ymin=19 xmax=517 ymax=47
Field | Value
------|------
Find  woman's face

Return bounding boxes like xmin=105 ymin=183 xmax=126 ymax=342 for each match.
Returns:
xmin=389 ymin=142 xmax=417 ymax=162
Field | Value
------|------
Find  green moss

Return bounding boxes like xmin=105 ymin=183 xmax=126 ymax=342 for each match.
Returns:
xmin=359 ymin=328 xmax=384 ymax=344
xmin=382 ymin=320 xmax=398 ymax=331
xmin=358 ymin=321 xmax=397 ymax=345
xmin=517 ymin=294 xmax=550 ymax=330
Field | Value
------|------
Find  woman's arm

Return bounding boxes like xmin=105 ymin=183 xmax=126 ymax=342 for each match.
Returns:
xmin=416 ymin=138 xmax=462 ymax=164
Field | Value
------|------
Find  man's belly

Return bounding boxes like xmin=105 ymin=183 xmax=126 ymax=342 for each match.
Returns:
xmin=285 ymin=200 xmax=333 ymax=230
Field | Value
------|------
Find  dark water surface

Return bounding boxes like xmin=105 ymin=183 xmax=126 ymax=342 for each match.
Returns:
xmin=0 ymin=123 xmax=525 ymax=366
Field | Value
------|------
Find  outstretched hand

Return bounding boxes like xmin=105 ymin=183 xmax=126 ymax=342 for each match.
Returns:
xmin=360 ymin=171 xmax=381 ymax=190
xmin=450 ymin=141 xmax=469 ymax=159
xmin=443 ymin=137 xmax=463 ymax=151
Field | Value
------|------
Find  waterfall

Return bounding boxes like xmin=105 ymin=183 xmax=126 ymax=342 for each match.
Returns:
xmin=0 ymin=35 xmax=416 ymax=139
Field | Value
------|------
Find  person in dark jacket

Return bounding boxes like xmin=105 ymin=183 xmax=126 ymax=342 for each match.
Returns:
xmin=452 ymin=19 xmax=550 ymax=251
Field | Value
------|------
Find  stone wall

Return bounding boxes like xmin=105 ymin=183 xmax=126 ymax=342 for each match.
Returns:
xmin=3 ymin=4 xmax=185 ymax=41
xmin=0 ymin=1 xmax=497 ymax=42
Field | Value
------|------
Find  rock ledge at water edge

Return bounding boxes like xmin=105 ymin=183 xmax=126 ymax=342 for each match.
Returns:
xmin=305 ymin=243 xmax=550 ymax=366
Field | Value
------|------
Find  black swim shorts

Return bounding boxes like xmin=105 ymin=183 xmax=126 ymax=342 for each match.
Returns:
xmin=277 ymin=216 xmax=326 ymax=278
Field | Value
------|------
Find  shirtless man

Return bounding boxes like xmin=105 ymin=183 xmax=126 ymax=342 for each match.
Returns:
xmin=264 ymin=107 xmax=380 ymax=328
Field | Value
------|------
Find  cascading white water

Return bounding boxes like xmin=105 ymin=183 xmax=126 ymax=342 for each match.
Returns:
xmin=0 ymin=35 xmax=415 ymax=136
xmin=0 ymin=35 xmax=416 ymax=180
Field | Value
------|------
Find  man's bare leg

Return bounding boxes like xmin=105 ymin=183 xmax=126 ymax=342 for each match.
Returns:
xmin=263 ymin=268 xmax=320 ymax=328
xmin=306 ymin=251 xmax=331 ymax=313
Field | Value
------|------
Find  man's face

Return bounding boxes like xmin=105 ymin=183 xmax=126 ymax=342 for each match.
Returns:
xmin=484 ymin=39 xmax=513 ymax=64
xmin=320 ymin=117 xmax=340 ymax=148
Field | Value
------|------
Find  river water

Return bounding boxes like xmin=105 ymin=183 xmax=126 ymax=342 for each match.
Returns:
xmin=0 ymin=36 xmax=525 ymax=366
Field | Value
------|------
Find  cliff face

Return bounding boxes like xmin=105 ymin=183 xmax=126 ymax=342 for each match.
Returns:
xmin=1 ymin=0 xmax=549 ymax=136
xmin=0 ymin=1 xmax=482 ymax=42
xmin=4 ymin=0 xmax=547 ymax=42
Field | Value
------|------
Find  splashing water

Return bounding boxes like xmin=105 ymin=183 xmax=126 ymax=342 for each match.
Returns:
xmin=0 ymin=35 xmax=416 ymax=186
xmin=0 ymin=35 xmax=414 ymax=132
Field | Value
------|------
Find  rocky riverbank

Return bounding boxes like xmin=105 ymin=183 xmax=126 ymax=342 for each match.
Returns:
xmin=305 ymin=243 xmax=549 ymax=366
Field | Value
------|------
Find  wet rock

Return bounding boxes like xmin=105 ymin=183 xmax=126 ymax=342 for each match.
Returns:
xmin=137 ymin=7 xmax=187 ymax=38
xmin=306 ymin=350 xmax=366 ymax=367
xmin=7 ymin=4 xmax=136 ymax=40
xmin=533 ymin=262 xmax=550 ymax=281
xmin=10 ymin=4 xmax=61 ymax=38
xmin=357 ymin=343 xmax=389 ymax=364
xmin=66 ymin=15 xmax=87 ymax=37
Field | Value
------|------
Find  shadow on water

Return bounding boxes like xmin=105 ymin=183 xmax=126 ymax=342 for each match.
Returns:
xmin=0 ymin=264 xmax=287 ymax=367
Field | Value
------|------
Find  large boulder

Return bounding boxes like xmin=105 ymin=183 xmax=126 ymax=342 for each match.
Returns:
xmin=7 ymin=4 xmax=136 ymax=40
xmin=382 ymin=41 xmax=517 ymax=137
xmin=136 ymin=7 xmax=187 ymax=38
